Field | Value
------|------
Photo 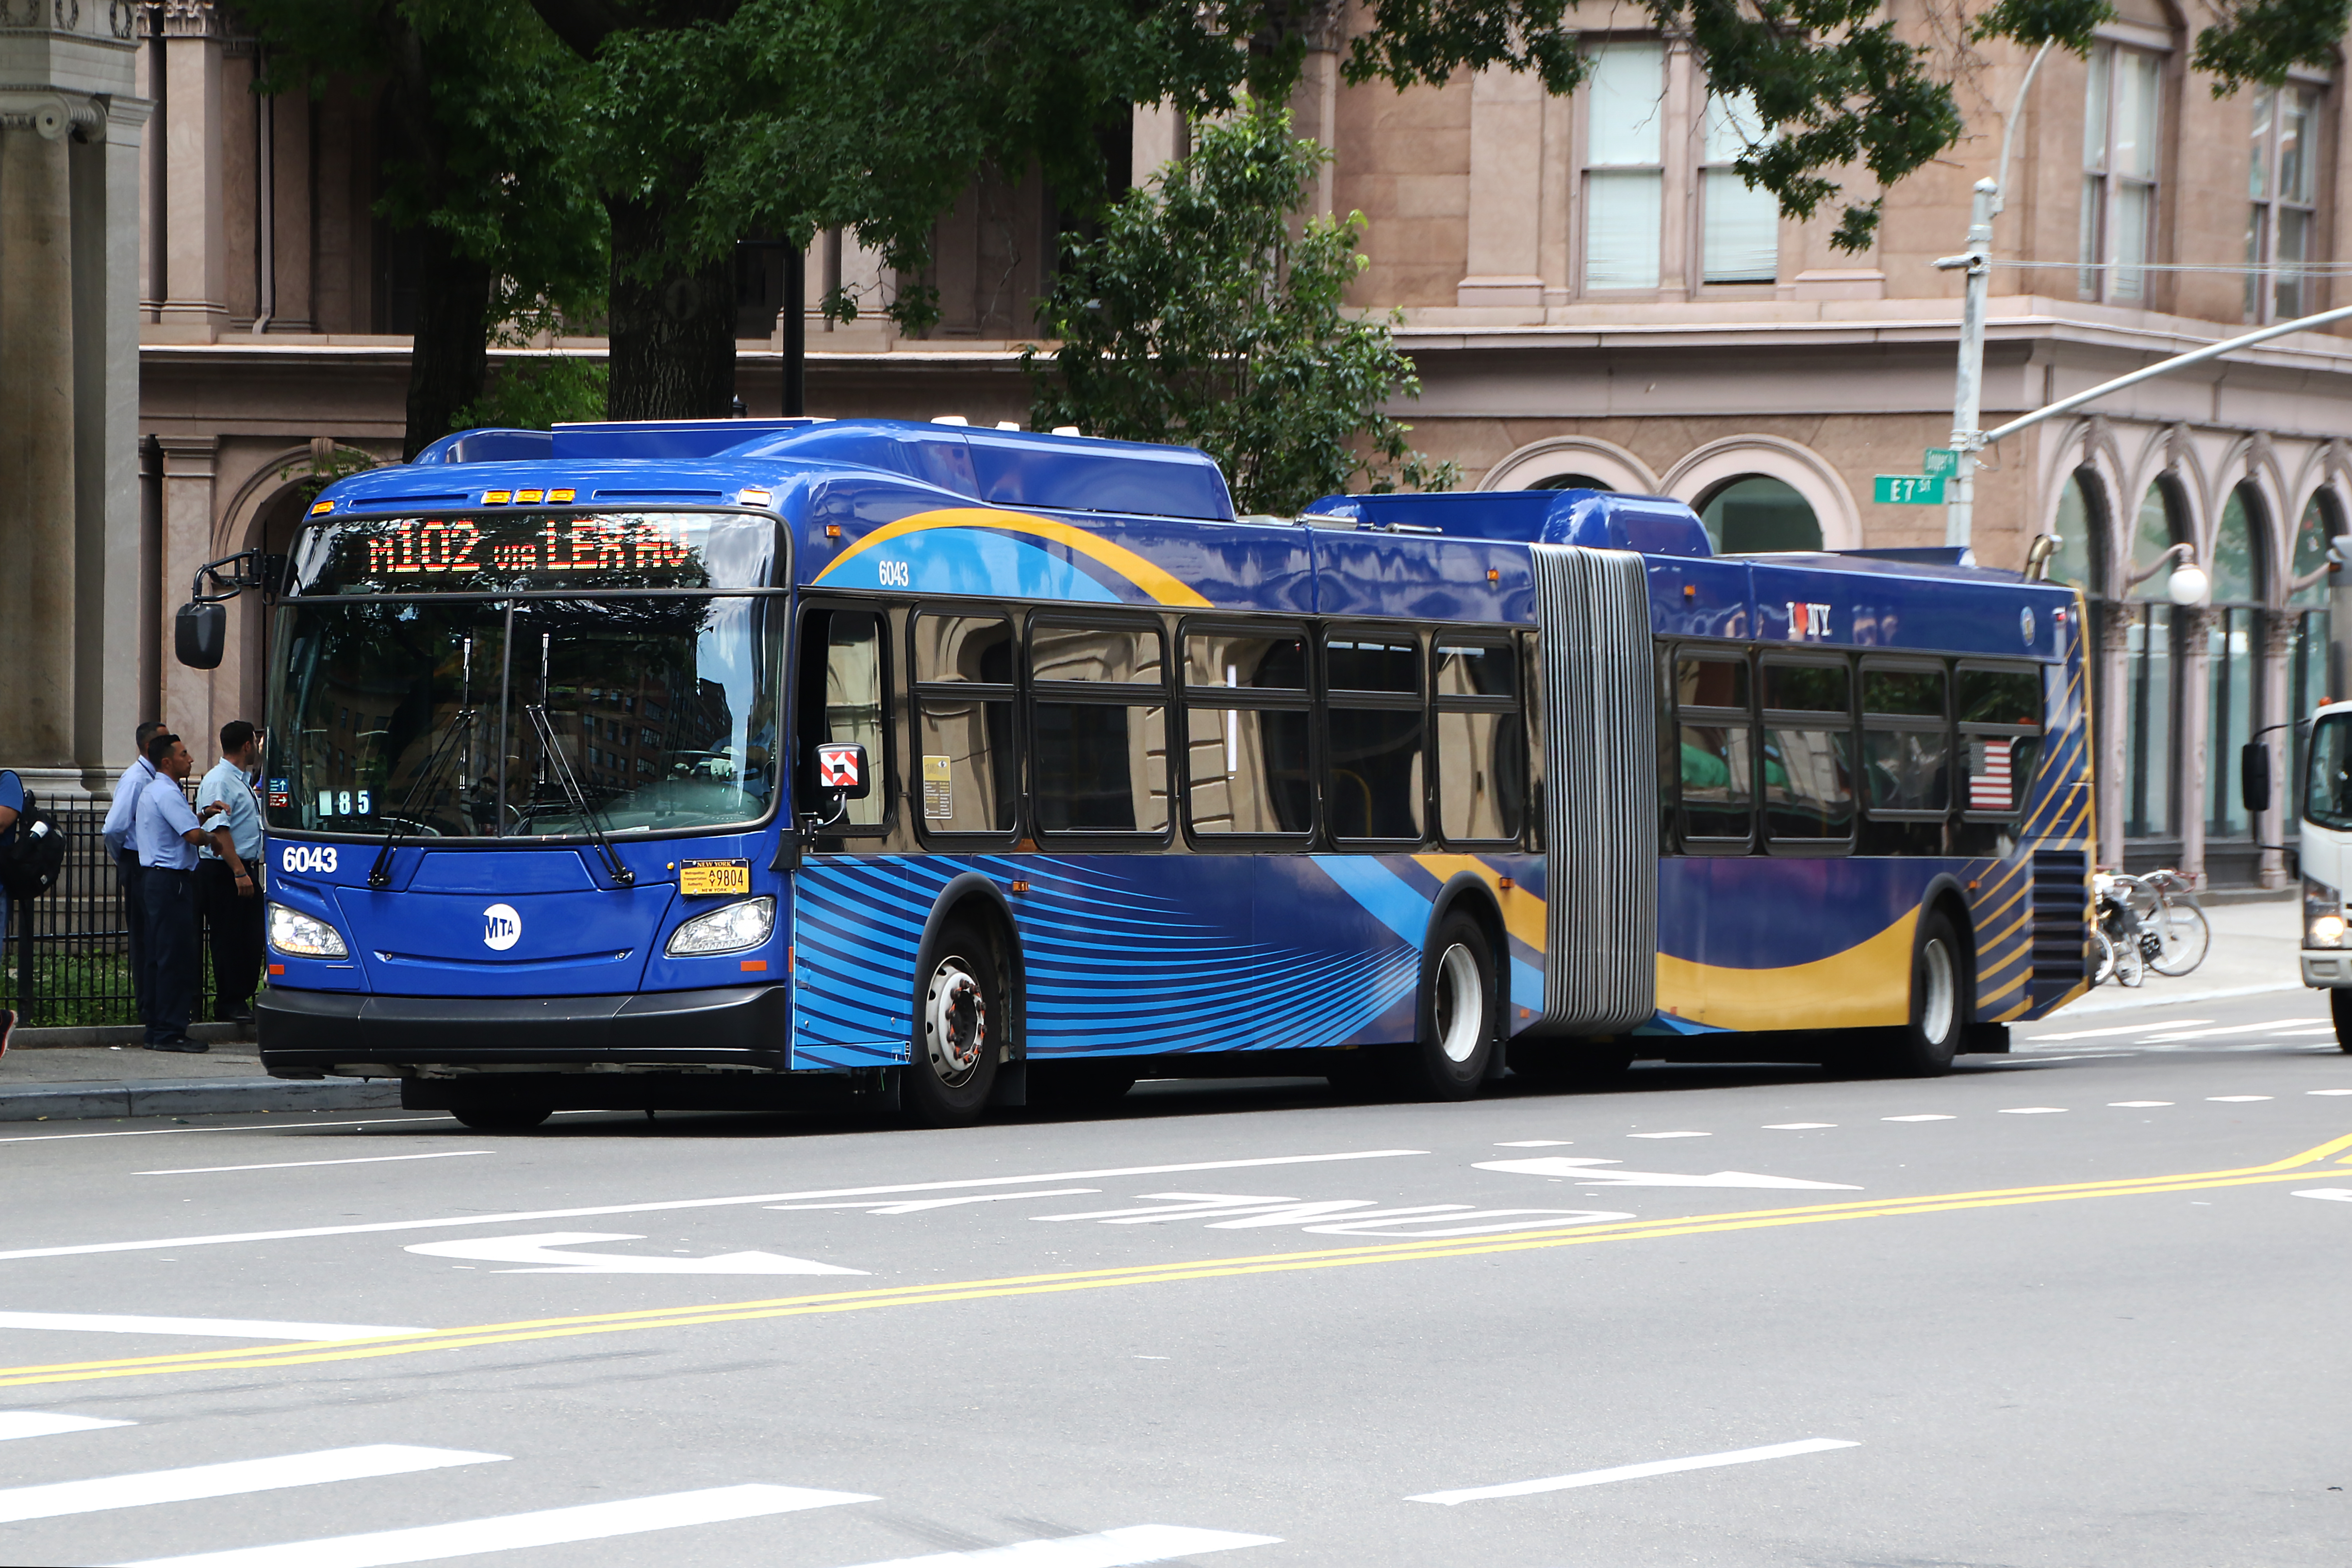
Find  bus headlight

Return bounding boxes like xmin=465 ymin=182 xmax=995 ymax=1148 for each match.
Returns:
xmin=267 ymin=902 xmax=348 ymax=958
xmin=2306 ymin=880 xmax=2346 ymax=948
xmin=666 ymin=896 xmax=775 ymax=957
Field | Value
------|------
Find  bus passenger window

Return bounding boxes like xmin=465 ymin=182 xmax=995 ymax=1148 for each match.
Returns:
xmin=1955 ymin=664 xmax=2044 ymax=850
xmin=1676 ymin=652 xmax=1754 ymax=847
xmin=1859 ymin=660 xmax=1948 ymax=855
xmin=1031 ymin=621 xmax=1168 ymax=837
xmin=1183 ymin=625 xmax=1310 ymax=837
xmin=1760 ymin=659 xmax=1853 ymax=845
xmin=1436 ymin=639 xmax=1524 ymax=843
xmin=797 ymin=608 xmax=888 ymax=829
xmin=912 ymin=612 xmax=1018 ymax=835
xmin=1326 ymin=633 xmax=1424 ymax=842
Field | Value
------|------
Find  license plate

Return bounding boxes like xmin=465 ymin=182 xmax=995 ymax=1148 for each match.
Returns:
xmin=679 ymin=859 xmax=751 ymax=896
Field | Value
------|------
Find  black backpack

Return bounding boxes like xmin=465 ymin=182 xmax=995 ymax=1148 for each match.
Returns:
xmin=0 ymin=795 xmax=67 ymax=898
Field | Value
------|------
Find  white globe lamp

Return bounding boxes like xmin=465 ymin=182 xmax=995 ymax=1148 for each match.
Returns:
xmin=2167 ymin=560 xmax=2210 ymax=607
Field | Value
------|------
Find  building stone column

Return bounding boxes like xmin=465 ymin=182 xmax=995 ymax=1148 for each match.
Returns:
xmin=1457 ymin=65 xmax=1546 ymax=311
xmin=156 ymin=436 xmax=221 ymax=756
xmin=2095 ymin=604 xmax=2130 ymax=870
xmin=94 ymin=93 xmax=155 ymax=783
xmin=2257 ymin=610 xmax=2297 ymax=888
xmin=0 ymin=106 xmax=81 ymax=772
xmin=2175 ymin=605 xmax=2210 ymax=887
xmin=157 ymin=0 xmax=227 ymax=341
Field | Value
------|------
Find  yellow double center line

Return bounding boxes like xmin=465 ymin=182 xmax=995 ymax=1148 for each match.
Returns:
xmin=7 ymin=1130 xmax=2350 ymax=1392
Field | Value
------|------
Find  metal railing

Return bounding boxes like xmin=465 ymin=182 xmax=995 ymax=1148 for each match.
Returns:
xmin=0 ymin=800 xmax=236 ymax=1029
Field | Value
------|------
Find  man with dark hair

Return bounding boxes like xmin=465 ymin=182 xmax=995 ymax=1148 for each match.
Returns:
xmin=196 ymin=720 xmax=265 ymax=1024
xmin=131 ymin=732 xmax=208 ymax=1053
xmin=101 ymin=719 xmax=168 ymax=1023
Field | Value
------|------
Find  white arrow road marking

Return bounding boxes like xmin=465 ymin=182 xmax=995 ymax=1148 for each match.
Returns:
xmin=0 ymin=1411 xmax=133 ymax=1442
xmin=2292 ymin=1188 xmax=2352 ymax=1202
xmin=403 ymin=1232 xmax=865 ymax=1275
xmin=1474 ymin=1157 xmax=1860 ymax=1190
xmin=1409 ymin=1437 xmax=1860 ymax=1504
xmin=766 ymin=1189 xmax=1101 ymax=1215
xmin=0 ymin=1312 xmax=425 ymax=1341
xmin=829 ymin=1523 xmax=1282 ymax=1567
xmin=0 ymin=1446 xmax=504 ymax=1524
xmin=1028 ymin=1193 xmax=1632 ymax=1237
xmin=112 ymin=1483 xmax=878 ymax=1568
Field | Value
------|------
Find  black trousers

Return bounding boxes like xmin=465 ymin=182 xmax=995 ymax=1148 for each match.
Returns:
xmin=139 ymin=866 xmax=198 ymax=1045
xmin=198 ymin=860 xmax=264 ymax=1016
xmin=117 ymin=850 xmax=150 ymax=1021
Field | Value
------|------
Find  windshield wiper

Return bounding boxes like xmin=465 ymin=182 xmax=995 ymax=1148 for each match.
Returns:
xmin=366 ymin=705 xmax=475 ymax=889
xmin=523 ymin=702 xmax=635 ymax=888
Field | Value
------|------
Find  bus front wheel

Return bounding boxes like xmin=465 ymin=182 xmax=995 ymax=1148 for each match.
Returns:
xmin=1883 ymin=908 xmax=1966 ymax=1078
xmin=906 ymin=920 xmax=1002 ymax=1127
xmin=1398 ymin=912 xmax=1498 ymax=1101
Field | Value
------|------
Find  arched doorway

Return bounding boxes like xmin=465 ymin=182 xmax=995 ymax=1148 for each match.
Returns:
xmin=2204 ymin=484 xmax=2267 ymax=857
xmin=1531 ymin=473 xmax=1612 ymax=491
xmin=2121 ymin=479 xmax=2188 ymax=846
xmin=1696 ymin=475 xmax=1823 ymax=554
xmin=2290 ymin=489 xmax=2342 ymax=787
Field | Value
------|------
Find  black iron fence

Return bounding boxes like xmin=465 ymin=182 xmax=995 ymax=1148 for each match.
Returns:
xmin=0 ymin=798 xmax=239 ymax=1029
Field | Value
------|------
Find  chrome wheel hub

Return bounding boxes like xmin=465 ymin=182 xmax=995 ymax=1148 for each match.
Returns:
xmin=1434 ymin=943 xmax=1483 ymax=1064
xmin=924 ymin=958 xmax=987 ymax=1085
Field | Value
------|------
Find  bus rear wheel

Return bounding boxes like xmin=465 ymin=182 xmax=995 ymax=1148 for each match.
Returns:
xmin=1882 ymin=907 xmax=1966 ymax=1077
xmin=1397 ymin=913 xmax=1498 ymax=1101
xmin=905 ymin=921 xmax=1001 ymax=1127
xmin=449 ymin=1106 xmax=551 ymax=1132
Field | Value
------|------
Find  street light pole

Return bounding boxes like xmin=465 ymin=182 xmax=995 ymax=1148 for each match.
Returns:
xmin=1942 ymin=178 xmax=1996 ymax=551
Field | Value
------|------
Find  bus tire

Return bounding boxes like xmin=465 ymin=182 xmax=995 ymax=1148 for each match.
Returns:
xmin=1884 ymin=907 xmax=1966 ymax=1078
xmin=2332 ymin=988 xmax=2352 ymax=1053
xmin=449 ymin=1106 xmax=551 ymax=1132
xmin=1398 ymin=912 xmax=1498 ymax=1101
xmin=905 ymin=919 xmax=1001 ymax=1127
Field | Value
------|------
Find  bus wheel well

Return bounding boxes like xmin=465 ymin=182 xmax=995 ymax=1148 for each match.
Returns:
xmin=920 ymin=878 xmax=1025 ymax=1059
xmin=1430 ymin=875 xmax=1511 ymax=1041
xmin=1926 ymin=887 xmax=1978 ymax=1019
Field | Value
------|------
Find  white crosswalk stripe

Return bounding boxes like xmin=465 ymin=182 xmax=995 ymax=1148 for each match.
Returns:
xmin=0 ymin=1410 xmax=134 ymax=1442
xmin=110 ymin=1483 xmax=878 ymax=1568
xmin=0 ymin=1445 xmax=504 ymax=1525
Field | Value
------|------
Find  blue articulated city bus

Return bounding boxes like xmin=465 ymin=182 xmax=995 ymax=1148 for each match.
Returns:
xmin=209 ymin=417 xmax=2093 ymax=1129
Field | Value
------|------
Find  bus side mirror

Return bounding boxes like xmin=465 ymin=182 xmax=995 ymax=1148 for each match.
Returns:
xmin=2242 ymin=740 xmax=2272 ymax=815
xmin=175 ymin=602 xmax=226 ymax=669
xmin=815 ymin=742 xmax=871 ymax=800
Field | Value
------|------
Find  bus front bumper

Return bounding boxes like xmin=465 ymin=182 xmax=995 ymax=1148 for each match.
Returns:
xmin=256 ymin=984 xmax=793 ymax=1076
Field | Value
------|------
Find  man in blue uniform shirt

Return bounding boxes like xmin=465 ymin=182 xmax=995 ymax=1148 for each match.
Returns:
xmin=101 ymin=719 xmax=167 ymax=1024
xmin=132 ymin=732 xmax=209 ymax=1053
xmin=195 ymin=721 xmax=265 ymax=1025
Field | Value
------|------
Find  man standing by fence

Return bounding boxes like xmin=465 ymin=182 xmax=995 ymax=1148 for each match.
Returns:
xmin=196 ymin=721 xmax=264 ymax=1026
xmin=101 ymin=719 xmax=166 ymax=1026
xmin=132 ymin=732 xmax=208 ymax=1053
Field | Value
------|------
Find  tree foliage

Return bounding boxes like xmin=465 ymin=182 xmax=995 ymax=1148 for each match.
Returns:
xmin=1028 ymin=107 xmax=1457 ymax=516
xmin=239 ymin=0 xmax=605 ymax=456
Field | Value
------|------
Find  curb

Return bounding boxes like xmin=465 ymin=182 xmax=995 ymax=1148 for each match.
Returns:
xmin=6 ymin=1022 xmax=254 ymax=1051
xmin=0 ymin=1077 xmax=403 ymax=1123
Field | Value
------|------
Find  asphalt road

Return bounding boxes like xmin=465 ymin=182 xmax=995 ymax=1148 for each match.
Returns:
xmin=3 ymin=988 xmax=2350 ymax=1568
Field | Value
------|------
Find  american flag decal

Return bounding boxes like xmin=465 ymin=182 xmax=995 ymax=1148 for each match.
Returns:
xmin=1969 ymin=737 xmax=2014 ymax=810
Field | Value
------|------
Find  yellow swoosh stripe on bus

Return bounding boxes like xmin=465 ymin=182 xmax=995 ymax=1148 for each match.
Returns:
xmin=1655 ymin=909 xmax=1917 ymax=1032
xmin=813 ymin=507 xmax=1213 ymax=607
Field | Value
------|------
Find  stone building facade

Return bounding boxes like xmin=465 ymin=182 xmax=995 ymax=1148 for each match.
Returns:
xmin=99 ymin=0 xmax=2352 ymax=888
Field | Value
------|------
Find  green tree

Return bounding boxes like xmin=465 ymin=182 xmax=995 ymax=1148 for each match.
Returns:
xmin=1027 ymin=106 xmax=1455 ymax=515
xmin=240 ymin=0 xmax=605 ymax=457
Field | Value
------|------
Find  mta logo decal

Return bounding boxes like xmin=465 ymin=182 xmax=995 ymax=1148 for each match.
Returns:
xmin=482 ymin=902 xmax=522 ymax=951
xmin=1785 ymin=601 xmax=1832 ymax=640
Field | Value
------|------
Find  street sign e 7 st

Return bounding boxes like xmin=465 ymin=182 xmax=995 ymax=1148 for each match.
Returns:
xmin=1874 ymin=474 xmax=1947 ymax=506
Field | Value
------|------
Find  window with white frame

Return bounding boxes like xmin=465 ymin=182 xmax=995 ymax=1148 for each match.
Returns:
xmin=1581 ymin=42 xmax=1666 ymax=290
xmin=2080 ymin=41 xmax=2164 ymax=304
xmin=2247 ymin=82 xmax=2321 ymax=322
xmin=1701 ymin=90 xmax=1777 ymax=284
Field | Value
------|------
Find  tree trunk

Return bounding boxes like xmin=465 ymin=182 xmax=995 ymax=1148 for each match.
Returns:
xmin=402 ymin=225 xmax=496 ymax=459
xmin=606 ymin=191 xmax=737 ymax=420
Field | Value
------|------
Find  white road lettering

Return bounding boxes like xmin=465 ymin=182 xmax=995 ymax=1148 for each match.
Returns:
xmin=1475 ymin=1157 xmax=1860 ymax=1191
xmin=114 ymin=1484 xmax=878 ymax=1568
xmin=404 ymin=1232 xmax=865 ymax=1275
xmin=0 ymin=1312 xmax=425 ymax=1341
xmin=135 ymin=1152 xmax=495 ymax=1177
xmin=0 ymin=1411 xmax=132 ymax=1442
xmin=0 ymin=1149 xmax=1425 ymax=1265
xmin=1028 ymin=1193 xmax=1630 ymax=1237
xmin=0 ymin=1445 xmax=504 ymax=1525
xmin=1408 ymin=1437 xmax=1859 ymax=1504
xmin=827 ymin=1523 xmax=1281 ymax=1567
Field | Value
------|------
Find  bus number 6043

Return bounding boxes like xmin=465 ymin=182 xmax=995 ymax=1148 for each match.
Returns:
xmin=877 ymin=558 xmax=910 ymax=588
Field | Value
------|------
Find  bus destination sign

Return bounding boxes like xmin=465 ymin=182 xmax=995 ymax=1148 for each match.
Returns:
xmin=296 ymin=512 xmax=772 ymax=594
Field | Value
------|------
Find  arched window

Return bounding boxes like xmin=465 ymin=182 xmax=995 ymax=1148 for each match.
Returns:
xmin=2291 ymin=490 xmax=2343 ymax=784
xmin=1696 ymin=475 xmax=1823 ymax=554
xmin=2206 ymin=484 xmax=2268 ymax=842
xmin=2121 ymin=479 xmax=2187 ymax=841
xmin=1532 ymin=473 xmax=1612 ymax=491
xmin=2050 ymin=468 xmax=2105 ymax=596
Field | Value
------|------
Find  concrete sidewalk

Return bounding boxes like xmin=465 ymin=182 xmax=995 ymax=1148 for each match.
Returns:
xmin=2045 ymin=892 xmax=2303 ymax=1018
xmin=0 ymin=1035 xmax=399 ymax=1122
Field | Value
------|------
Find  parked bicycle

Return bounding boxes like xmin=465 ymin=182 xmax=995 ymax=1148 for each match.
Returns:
xmin=2112 ymin=868 xmax=2211 ymax=977
xmin=2092 ymin=870 xmax=2150 ymax=988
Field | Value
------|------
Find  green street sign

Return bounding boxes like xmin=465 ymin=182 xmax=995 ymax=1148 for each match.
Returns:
xmin=1874 ymin=474 xmax=1947 ymax=506
xmin=1923 ymin=447 xmax=1958 ymax=478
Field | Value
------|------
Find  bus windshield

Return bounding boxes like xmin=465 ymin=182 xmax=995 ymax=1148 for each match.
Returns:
xmin=268 ymin=594 xmax=780 ymax=839
xmin=2307 ymin=712 xmax=2352 ymax=831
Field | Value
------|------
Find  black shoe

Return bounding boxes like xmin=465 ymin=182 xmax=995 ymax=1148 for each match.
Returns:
xmin=144 ymin=1039 xmax=210 ymax=1054
xmin=222 ymin=1009 xmax=256 ymax=1026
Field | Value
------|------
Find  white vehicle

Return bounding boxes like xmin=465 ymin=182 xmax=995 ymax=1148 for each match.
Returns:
xmin=2298 ymin=697 xmax=2352 ymax=1052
